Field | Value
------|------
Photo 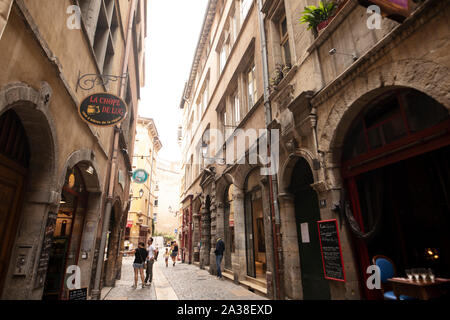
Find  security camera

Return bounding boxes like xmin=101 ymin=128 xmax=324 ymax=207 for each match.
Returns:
xmin=329 ymin=48 xmax=337 ymax=55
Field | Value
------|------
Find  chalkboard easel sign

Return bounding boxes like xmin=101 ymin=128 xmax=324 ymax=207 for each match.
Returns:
xmin=317 ymin=219 xmax=346 ymax=282
xmin=68 ymin=288 xmax=88 ymax=300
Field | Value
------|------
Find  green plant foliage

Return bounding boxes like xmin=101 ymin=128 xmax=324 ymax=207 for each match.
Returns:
xmin=299 ymin=1 xmax=337 ymax=30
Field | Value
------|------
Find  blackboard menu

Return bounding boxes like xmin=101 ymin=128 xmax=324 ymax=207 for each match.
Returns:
xmin=68 ymin=288 xmax=87 ymax=300
xmin=317 ymin=219 xmax=346 ymax=282
xmin=34 ymin=212 xmax=57 ymax=289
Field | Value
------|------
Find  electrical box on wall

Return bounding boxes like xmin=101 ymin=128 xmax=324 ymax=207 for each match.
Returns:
xmin=13 ymin=245 xmax=33 ymax=276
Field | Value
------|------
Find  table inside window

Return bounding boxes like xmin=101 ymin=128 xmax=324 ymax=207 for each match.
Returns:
xmin=388 ymin=277 xmax=450 ymax=300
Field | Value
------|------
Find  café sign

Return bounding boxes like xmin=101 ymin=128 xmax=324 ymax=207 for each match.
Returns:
xmin=358 ymin=0 xmax=410 ymax=22
xmin=79 ymin=93 xmax=127 ymax=126
xmin=132 ymin=169 xmax=149 ymax=184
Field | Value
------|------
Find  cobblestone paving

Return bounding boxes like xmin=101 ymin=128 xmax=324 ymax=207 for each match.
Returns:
xmin=103 ymin=255 xmax=267 ymax=300
xmin=159 ymin=257 xmax=266 ymax=300
xmin=103 ymin=256 xmax=156 ymax=300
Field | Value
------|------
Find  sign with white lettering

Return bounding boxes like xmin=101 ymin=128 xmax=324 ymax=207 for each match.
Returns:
xmin=79 ymin=93 xmax=127 ymax=126
xmin=317 ymin=219 xmax=346 ymax=282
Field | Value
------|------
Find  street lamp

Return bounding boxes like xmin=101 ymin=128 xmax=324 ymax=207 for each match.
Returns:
xmin=201 ymin=141 xmax=225 ymax=165
xmin=130 ymin=188 xmax=144 ymax=200
xmin=169 ymin=206 xmax=178 ymax=217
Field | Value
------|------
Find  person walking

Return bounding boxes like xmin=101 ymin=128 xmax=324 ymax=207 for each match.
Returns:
xmin=215 ymin=237 xmax=225 ymax=279
xmin=164 ymin=248 xmax=170 ymax=267
xmin=131 ymin=242 xmax=148 ymax=288
xmin=145 ymin=237 xmax=158 ymax=286
xmin=171 ymin=241 xmax=179 ymax=266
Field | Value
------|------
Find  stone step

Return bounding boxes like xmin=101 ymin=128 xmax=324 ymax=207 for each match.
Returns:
xmin=222 ymin=269 xmax=234 ymax=281
xmin=239 ymin=279 xmax=268 ymax=297
xmin=244 ymin=275 xmax=266 ymax=288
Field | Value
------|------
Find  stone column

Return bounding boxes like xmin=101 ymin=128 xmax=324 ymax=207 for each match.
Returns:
xmin=232 ymin=187 xmax=246 ymax=283
xmin=278 ymin=192 xmax=303 ymax=300
xmin=209 ymin=199 xmax=218 ymax=276
xmin=200 ymin=198 xmax=210 ymax=269
xmin=257 ymin=177 xmax=273 ymax=298
xmin=192 ymin=210 xmax=200 ymax=263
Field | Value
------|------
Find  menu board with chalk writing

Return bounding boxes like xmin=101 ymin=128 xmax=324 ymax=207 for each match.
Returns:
xmin=317 ymin=219 xmax=346 ymax=282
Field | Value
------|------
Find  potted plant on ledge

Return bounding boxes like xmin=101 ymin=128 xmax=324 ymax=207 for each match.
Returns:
xmin=300 ymin=0 xmax=348 ymax=36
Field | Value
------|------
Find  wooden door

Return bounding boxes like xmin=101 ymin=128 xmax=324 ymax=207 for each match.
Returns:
xmin=0 ymin=155 xmax=26 ymax=292
xmin=291 ymin=158 xmax=331 ymax=300
xmin=0 ymin=109 xmax=30 ymax=294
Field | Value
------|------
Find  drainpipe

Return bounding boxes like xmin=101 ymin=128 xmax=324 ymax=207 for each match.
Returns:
xmin=189 ymin=197 xmax=193 ymax=264
xmin=91 ymin=0 xmax=137 ymax=300
xmin=257 ymin=0 xmax=283 ymax=300
xmin=146 ymin=136 xmax=155 ymax=236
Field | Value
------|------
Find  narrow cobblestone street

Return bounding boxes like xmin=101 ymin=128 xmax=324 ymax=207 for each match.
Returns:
xmin=102 ymin=256 xmax=267 ymax=300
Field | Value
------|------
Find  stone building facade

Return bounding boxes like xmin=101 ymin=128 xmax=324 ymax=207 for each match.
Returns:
xmin=126 ymin=117 xmax=161 ymax=250
xmin=0 ymin=0 xmax=148 ymax=299
xmin=179 ymin=0 xmax=449 ymax=299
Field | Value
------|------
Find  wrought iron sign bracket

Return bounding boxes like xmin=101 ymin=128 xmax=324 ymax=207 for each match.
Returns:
xmin=76 ymin=71 xmax=128 ymax=92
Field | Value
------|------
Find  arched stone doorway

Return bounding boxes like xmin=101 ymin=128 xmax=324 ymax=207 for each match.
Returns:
xmin=289 ymin=158 xmax=331 ymax=300
xmin=42 ymin=160 xmax=101 ymax=300
xmin=338 ymin=88 xmax=450 ymax=299
xmin=0 ymin=109 xmax=31 ymax=293
xmin=0 ymin=82 xmax=58 ymax=300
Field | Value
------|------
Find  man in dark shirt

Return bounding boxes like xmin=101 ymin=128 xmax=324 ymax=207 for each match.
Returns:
xmin=214 ymin=237 xmax=225 ymax=279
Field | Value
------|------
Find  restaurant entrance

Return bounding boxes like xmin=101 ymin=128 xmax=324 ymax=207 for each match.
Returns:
xmin=341 ymin=89 xmax=450 ymax=299
xmin=0 ymin=110 xmax=30 ymax=294
xmin=42 ymin=167 xmax=88 ymax=300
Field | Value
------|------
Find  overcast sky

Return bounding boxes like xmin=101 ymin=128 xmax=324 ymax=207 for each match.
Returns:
xmin=138 ymin=0 xmax=208 ymax=162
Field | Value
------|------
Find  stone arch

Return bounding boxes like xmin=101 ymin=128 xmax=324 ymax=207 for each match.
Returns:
xmin=0 ymin=82 xmax=59 ymax=299
xmin=317 ymin=59 xmax=450 ymax=190
xmin=231 ymin=163 xmax=259 ymax=191
xmin=278 ymin=148 xmax=318 ymax=195
xmin=57 ymin=149 xmax=103 ymax=193
xmin=0 ymin=81 xmax=58 ymax=193
xmin=319 ymin=59 xmax=450 ymax=161
xmin=215 ymin=173 xmax=234 ymax=204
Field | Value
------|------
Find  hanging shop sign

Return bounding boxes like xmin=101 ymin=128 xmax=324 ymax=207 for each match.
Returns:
xmin=79 ymin=93 xmax=127 ymax=126
xmin=317 ymin=219 xmax=346 ymax=282
xmin=132 ymin=169 xmax=149 ymax=184
xmin=358 ymin=0 xmax=410 ymax=22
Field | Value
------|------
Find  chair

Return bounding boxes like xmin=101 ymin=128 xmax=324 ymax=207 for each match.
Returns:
xmin=372 ymin=255 xmax=416 ymax=300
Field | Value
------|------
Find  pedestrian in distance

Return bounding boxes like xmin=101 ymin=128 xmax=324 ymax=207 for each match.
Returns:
xmin=145 ymin=237 xmax=158 ymax=286
xmin=131 ymin=242 xmax=148 ymax=288
xmin=215 ymin=237 xmax=225 ymax=280
xmin=171 ymin=241 xmax=179 ymax=266
xmin=164 ymin=248 xmax=170 ymax=267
